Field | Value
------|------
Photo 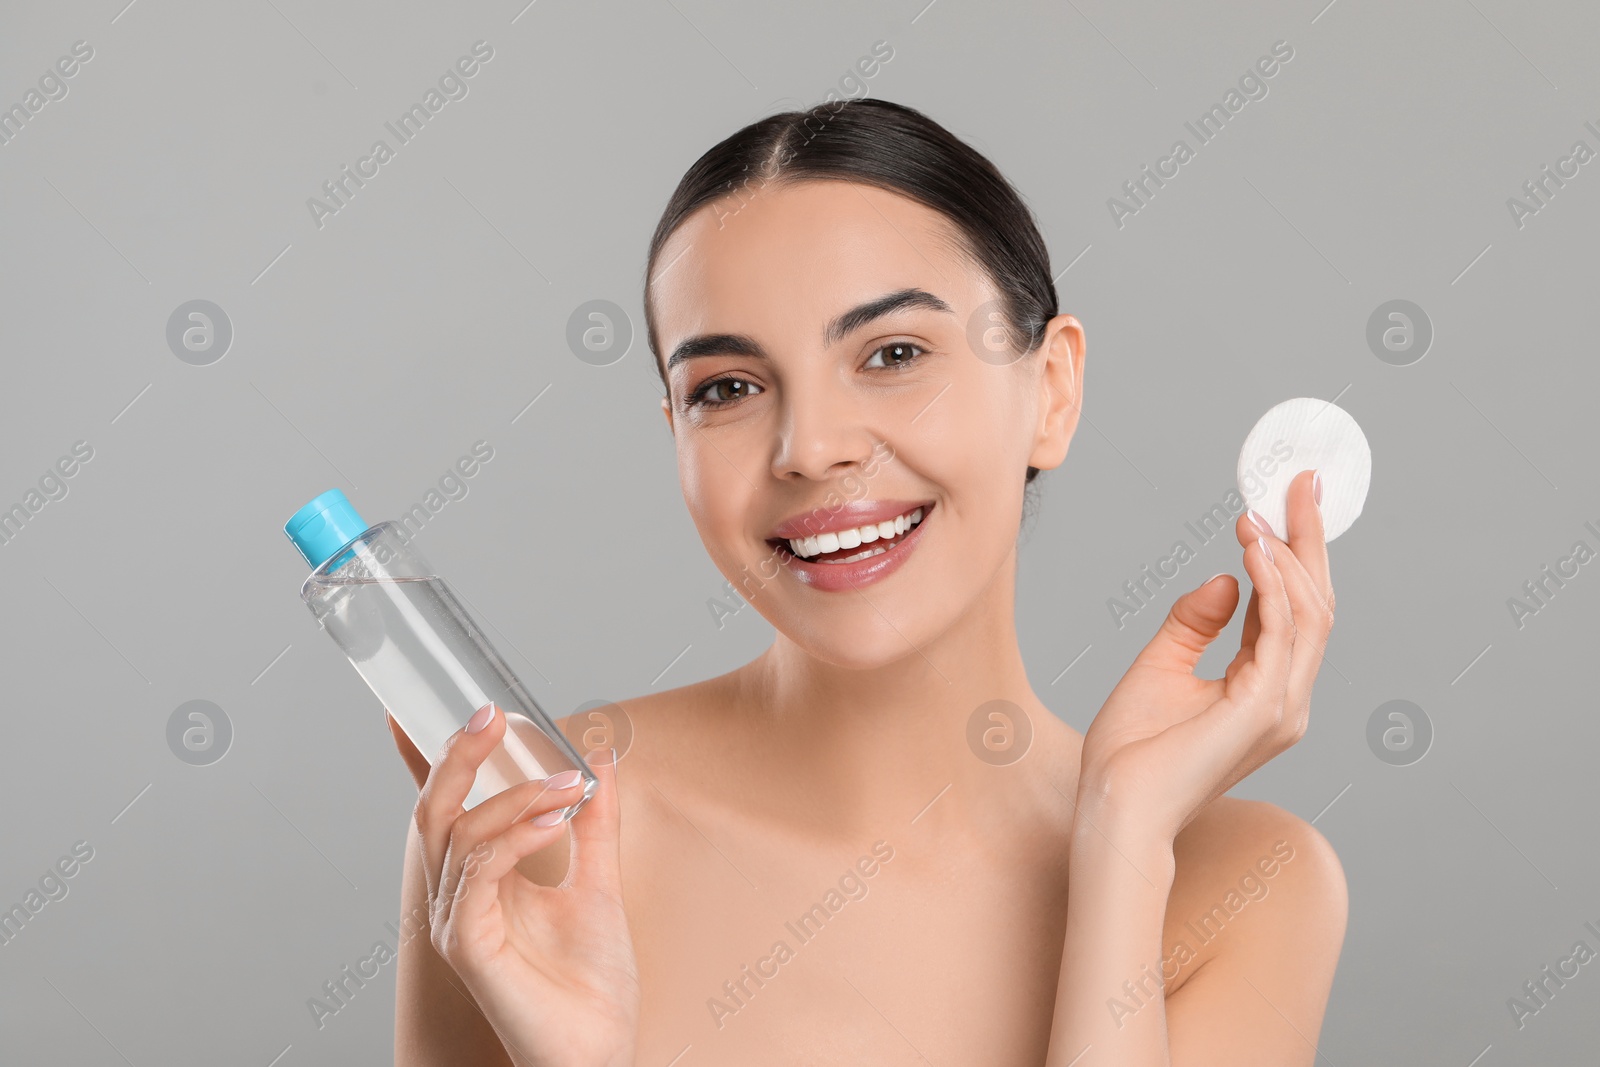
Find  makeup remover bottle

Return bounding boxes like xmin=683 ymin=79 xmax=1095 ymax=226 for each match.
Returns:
xmin=284 ymin=488 xmax=597 ymax=814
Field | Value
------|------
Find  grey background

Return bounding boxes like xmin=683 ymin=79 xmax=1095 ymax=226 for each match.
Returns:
xmin=1 ymin=0 xmax=1596 ymax=1063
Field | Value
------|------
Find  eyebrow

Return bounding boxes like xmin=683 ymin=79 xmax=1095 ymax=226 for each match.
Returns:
xmin=663 ymin=287 xmax=955 ymax=373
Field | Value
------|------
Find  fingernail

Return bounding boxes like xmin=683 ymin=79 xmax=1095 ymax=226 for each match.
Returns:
xmin=1312 ymin=469 xmax=1323 ymax=508
xmin=1246 ymin=508 xmax=1273 ymax=538
xmin=465 ymin=703 xmax=496 ymax=734
xmin=1204 ymin=572 xmax=1229 ymax=585
xmin=530 ymin=809 xmax=566 ymax=826
xmin=1257 ymin=536 xmax=1274 ymax=563
xmin=546 ymin=769 xmax=582 ymax=790
xmin=610 ymin=746 xmax=618 ymax=768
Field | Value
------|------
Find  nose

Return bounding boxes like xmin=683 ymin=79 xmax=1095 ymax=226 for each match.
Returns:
xmin=770 ymin=373 xmax=882 ymax=482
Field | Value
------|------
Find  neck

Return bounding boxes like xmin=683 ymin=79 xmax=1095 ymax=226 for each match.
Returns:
xmin=726 ymin=546 xmax=1074 ymax=843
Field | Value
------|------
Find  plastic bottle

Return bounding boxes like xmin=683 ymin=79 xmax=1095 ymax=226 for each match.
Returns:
xmin=284 ymin=488 xmax=597 ymax=814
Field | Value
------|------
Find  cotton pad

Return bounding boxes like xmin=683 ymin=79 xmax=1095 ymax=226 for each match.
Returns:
xmin=1236 ymin=397 xmax=1371 ymax=542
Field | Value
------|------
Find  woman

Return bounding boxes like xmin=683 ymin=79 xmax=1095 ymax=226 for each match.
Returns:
xmin=387 ymin=98 xmax=1346 ymax=1066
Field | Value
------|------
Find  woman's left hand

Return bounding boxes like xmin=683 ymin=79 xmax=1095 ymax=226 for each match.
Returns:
xmin=1075 ymin=468 xmax=1335 ymax=846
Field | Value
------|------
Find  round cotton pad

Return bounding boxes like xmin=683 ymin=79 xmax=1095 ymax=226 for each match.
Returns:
xmin=1236 ymin=397 xmax=1371 ymax=543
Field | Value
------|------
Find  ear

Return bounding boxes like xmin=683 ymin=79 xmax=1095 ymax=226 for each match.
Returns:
xmin=1027 ymin=313 xmax=1084 ymax=473
xmin=660 ymin=394 xmax=674 ymax=437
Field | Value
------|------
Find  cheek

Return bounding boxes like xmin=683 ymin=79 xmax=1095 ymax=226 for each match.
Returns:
xmin=901 ymin=363 xmax=1032 ymax=482
xmin=678 ymin=439 xmax=760 ymax=556
xmin=925 ymin=382 xmax=1030 ymax=540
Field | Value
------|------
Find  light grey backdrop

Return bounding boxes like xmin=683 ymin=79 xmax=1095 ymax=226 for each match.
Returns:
xmin=2 ymin=0 xmax=1597 ymax=1063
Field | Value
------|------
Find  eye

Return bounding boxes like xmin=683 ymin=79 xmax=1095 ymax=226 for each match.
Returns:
xmin=864 ymin=341 xmax=926 ymax=370
xmin=686 ymin=374 xmax=762 ymax=410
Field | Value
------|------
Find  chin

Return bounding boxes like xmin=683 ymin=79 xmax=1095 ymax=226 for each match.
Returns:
xmin=779 ymin=610 xmax=941 ymax=672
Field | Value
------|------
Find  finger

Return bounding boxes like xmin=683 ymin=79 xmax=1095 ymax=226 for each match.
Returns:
xmin=435 ymin=770 xmax=590 ymax=907
xmin=387 ymin=711 xmax=431 ymax=791
xmin=447 ymin=816 xmax=574 ymax=946
xmin=567 ymin=746 xmax=624 ymax=897
xmin=1151 ymin=539 xmax=1297 ymax=810
xmin=1225 ymin=586 xmax=1261 ymax=682
xmin=1225 ymin=510 xmax=1268 ymax=678
xmin=1131 ymin=573 xmax=1240 ymax=674
xmin=1246 ymin=486 xmax=1334 ymax=719
xmin=1236 ymin=523 xmax=1294 ymax=709
xmin=1282 ymin=469 xmax=1336 ymax=716
xmin=414 ymin=703 xmax=505 ymax=906
xmin=444 ymin=812 xmax=582 ymax=953
xmin=1283 ymin=468 xmax=1334 ymax=619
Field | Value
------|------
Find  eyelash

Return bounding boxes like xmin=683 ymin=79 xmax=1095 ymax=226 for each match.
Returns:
xmin=685 ymin=342 xmax=929 ymax=410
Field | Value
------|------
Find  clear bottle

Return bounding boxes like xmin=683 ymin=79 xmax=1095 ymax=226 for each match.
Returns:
xmin=284 ymin=488 xmax=597 ymax=814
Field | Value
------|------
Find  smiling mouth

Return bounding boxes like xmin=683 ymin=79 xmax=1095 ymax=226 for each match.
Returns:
xmin=767 ymin=504 xmax=930 ymax=565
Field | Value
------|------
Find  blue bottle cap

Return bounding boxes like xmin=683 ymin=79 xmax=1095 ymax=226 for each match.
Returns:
xmin=284 ymin=488 xmax=368 ymax=569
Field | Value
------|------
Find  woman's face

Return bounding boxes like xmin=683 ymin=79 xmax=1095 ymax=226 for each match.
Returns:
xmin=652 ymin=179 xmax=1083 ymax=669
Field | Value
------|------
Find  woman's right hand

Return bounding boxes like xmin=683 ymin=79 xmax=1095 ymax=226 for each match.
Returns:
xmin=391 ymin=703 xmax=640 ymax=1067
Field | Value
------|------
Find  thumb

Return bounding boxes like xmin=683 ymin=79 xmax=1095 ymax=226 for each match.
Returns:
xmin=1133 ymin=573 xmax=1240 ymax=673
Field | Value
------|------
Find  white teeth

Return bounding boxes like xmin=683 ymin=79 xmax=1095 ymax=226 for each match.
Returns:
xmin=785 ymin=506 xmax=927 ymax=560
xmin=821 ymin=545 xmax=889 ymax=565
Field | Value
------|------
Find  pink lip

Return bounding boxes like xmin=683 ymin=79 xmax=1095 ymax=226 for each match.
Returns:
xmin=771 ymin=500 xmax=935 ymax=593
xmin=768 ymin=498 xmax=934 ymax=540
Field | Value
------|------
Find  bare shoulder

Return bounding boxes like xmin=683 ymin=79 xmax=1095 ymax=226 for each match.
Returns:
xmin=551 ymin=671 xmax=729 ymax=775
xmin=515 ymin=682 xmax=712 ymax=890
xmin=1162 ymin=796 xmax=1348 ymax=997
xmin=550 ymin=671 xmax=744 ymax=823
xmin=1153 ymin=798 xmax=1347 ymax=1061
